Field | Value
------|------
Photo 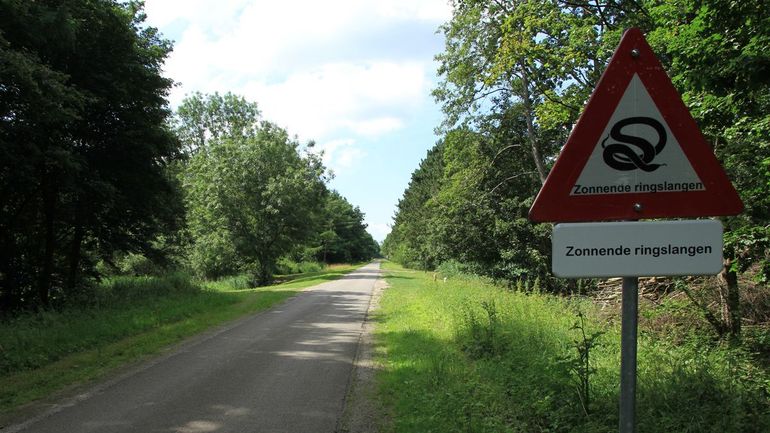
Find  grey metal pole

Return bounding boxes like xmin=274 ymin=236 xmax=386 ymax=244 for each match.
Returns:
xmin=619 ymin=276 xmax=638 ymax=433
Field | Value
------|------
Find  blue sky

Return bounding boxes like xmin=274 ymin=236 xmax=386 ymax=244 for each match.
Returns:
xmin=143 ymin=0 xmax=453 ymax=242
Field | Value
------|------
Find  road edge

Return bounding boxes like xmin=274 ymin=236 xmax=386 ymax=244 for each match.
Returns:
xmin=337 ymin=267 xmax=389 ymax=433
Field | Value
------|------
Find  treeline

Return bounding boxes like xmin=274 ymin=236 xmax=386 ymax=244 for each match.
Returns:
xmin=383 ymin=0 xmax=770 ymax=337
xmin=0 ymin=1 xmax=377 ymax=313
xmin=173 ymin=92 xmax=378 ymax=284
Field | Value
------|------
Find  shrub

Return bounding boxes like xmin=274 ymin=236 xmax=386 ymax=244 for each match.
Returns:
xmin=117 ymin=252 xmax=160 ymax=276
xmin=208 ymin=274 xmax=253 ymax=291
xmin=456 ymin=300 xmax=507 ymax=359
xmin=96 ymin=271 xmax=199 ymax=307
xmin=275 ymin=258 xmax=324 ymax=275
xmin=436 ymin=260 xmax=472 ymax=279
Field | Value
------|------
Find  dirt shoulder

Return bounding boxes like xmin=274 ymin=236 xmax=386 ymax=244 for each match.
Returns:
xmin=338 ymin=276 xmax=389 ymax=433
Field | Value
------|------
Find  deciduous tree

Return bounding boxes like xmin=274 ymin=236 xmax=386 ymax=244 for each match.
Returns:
xmin=0 ymin=0 xmax=180 ymax=310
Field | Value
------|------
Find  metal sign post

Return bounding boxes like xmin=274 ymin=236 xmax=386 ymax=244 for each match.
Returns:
xmin=619 ymin=276 xmax=638 ymax=433
xmin=551 ymin=220 xmax=724 ymax=431
xmin=528 ymin=27 xmax=744 ymax=433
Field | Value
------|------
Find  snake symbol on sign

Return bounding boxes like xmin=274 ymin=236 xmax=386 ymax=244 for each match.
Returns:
xmin=601 ymin=117 xmax=667 ymax=172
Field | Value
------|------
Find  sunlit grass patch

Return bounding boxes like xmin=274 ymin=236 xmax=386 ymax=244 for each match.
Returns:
xmin=374 ymin=262 xmax=770 ymax=433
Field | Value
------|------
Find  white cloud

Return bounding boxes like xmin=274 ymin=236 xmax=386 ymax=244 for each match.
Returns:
xmin=241 ymin=61 xmax=425 ymax=140
xmin=366 ymin=221 xmax=391 ymax=243
xmin=146 ymin=0 xmax=451 ymax=32
xmin=374 ymin=0 xmax=454 ymax=21
xmin=316 ymin=138 xmax=366 ymax=174
xmin=144 ymin=0 xmax=248 ymax=29
xmin=337 ymin=146 xmax=366 ymax=168
xmin=346 ymin=117 xmax=405 ymax=136
xmin=145 ymin=0 xmax=449 ymax=141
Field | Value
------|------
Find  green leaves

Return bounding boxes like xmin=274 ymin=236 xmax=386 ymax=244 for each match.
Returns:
xmin=390 ymin=0 xmax=770 ymax=297
xmin=314 ymin=191 xmax=378 ymax=263
xmin=382 ymin=143 xmax=446 ymax=269
xmin=183 ymin=128 xmax=325 ymax=282
xmin=176 ymin=92 xmax=376 ymax=284
xmin=173 ymin=92 xmax=261 ymax=155
xmin=0 ymin=0 xmax=180 ymax=310
xmin=645 ymin=1 xmax=770 ymax=282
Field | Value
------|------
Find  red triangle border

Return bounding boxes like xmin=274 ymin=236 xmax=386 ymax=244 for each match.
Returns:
xmin=528 ymin=28 xmax=743 ymax=222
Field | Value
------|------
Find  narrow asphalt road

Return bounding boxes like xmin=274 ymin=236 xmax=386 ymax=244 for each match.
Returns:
xmin=7 ymin=262 xmax=381 ymax=433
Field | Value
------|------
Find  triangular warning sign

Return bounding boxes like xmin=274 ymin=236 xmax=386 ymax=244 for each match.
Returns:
xmin=529 ymin=28 xmax=743 ymax=222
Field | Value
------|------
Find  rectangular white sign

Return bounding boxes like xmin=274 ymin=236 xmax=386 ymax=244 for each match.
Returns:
xmin=552 ymin=220 xmax=723 ymax=278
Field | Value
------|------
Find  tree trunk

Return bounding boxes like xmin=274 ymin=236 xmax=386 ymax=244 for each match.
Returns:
xmin=718 ymin=257 xmax=742 ymax=339
xmin=322 ymin=234 xmax=328 ymax=264
xmin=38 ymin=177 xmax=56 ymax=307
xmin=66 ymin=215 xmax=84 ymax=291
xmin=680 ymin=281 xmax=728 ymax=336
xmin=518 ymin=62 xmax=548 ymax=185
xmin=257 ymin=261 xmax=274 ymax=286
xmin=0 ymin=250 xmax=21 ymax=313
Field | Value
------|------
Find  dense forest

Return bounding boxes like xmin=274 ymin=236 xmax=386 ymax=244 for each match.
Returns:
xmin=383 ymin=0 xmax=769 ymax=338
xmin=0 ymin=0 xmax=378 ymax=313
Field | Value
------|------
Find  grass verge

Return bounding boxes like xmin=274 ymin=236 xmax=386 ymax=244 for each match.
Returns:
xmin=0 ymin=263 xmax=362 ymax=416
xmin=374 ymin=262 xmax=770 ymax=433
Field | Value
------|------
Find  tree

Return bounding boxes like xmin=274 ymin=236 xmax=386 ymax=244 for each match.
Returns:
xmin=385 ymin=112 xmax=552 ymax=285
xmin=435 ymin=112 xmax=552 ymax=283
xmin=177 ymin=93 xmax=327 ymax=284
xmin=434 ymin=1 xmax=632 ymax=187
xmin=316 ymin=191 xmax=379 ymax=263
xmin=173 ymin=91 xmax=261 ymax=155
xmin=408 ymin=0 xmax=770 ymax=334
xmin=391 ymin=0 xmax=596 ymax=282
xmin=383 ymin=143 xmax=446 ymax=269
xmin=642 ymin=0 xmax=770 ymax=338
xmin=0 ymin=0 xmax=180 ymax=310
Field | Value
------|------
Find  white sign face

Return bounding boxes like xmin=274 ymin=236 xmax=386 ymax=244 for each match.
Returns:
xmin=571 ymin=74 xmax=705 ymax=197
xmin=552 ymin=220 xmax=723 ymax=278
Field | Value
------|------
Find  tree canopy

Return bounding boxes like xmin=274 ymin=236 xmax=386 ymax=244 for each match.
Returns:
xmin=385 ymin=0 xmax=770 ymax=317
xmin=0 ymin=5 xmax=379 ymax=311
xmin=0 ymin=0 xmax=179 ymax=309
xmin=174 ymin=92 xmax=378 ymax=285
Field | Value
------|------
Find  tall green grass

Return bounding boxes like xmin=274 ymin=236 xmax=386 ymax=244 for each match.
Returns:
xmin=375 ymin=262 xmax=770 ymax=433
xmin=0 ymin=272 xmax=221 ymax=376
